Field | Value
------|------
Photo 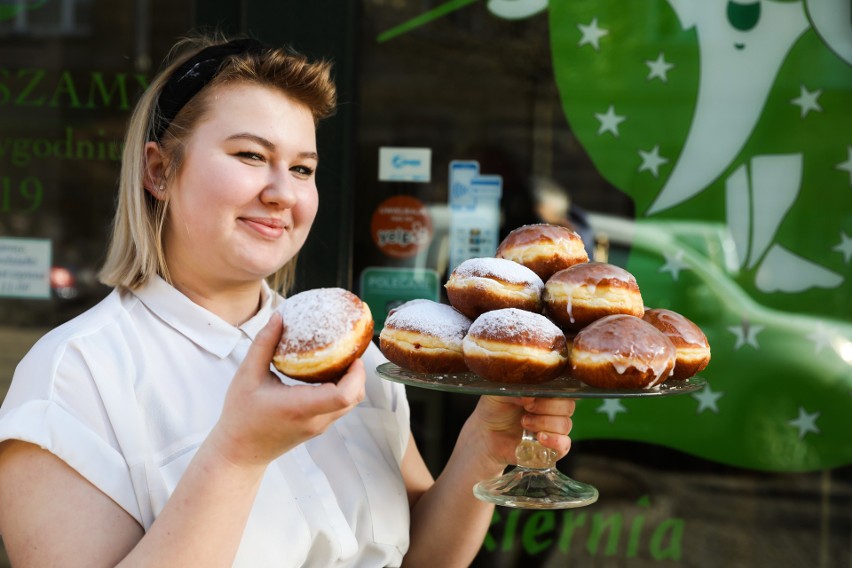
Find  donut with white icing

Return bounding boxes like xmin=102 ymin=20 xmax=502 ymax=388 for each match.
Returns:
xmin=496 ymin=223 xmax=589 ymax=281
xmin=379 ymin=299 xmax=472 ymax=373
xmin=642 ymin=308 xmax=711 ymax=379
xmin=273 ymin=288 xmax=374 ymax=383
xmin=445 ymin=257 xmax=544 ymax=320
xmin=570 ymin=314 xmax=676 ymax=389
xmin=463 ymin=308 xmax=569 ymax=384
xmin=543 ymin=262 xmax=644 ymax=332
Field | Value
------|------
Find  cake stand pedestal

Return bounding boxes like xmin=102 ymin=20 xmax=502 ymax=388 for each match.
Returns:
xmin=376 ymin=362 xmax=705 ymax=509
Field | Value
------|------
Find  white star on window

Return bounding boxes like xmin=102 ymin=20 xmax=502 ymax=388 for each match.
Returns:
xmin=595 ymin=104 xmax=626 ymax=137
xmin=692 ymin=385 xmax=723 ymax=414
xmin=645 ymin=52 xmax=674 ymax=82
xmin=597 ymin=399 xmax=627 ymax=422
xmin=659 ymin=250 xmax=688 ymax=280
xmin=790 ymin=84 xmax=823 ymax=118
xmin=836 ymin=146 xmax=852 ymax=186
xmin=788 ymin=407 xmax=820 ymax=439
xmin=638 ymin=145 xmax=669 ymax=177
xmin=577 ymin=17 xmax=609 ymax=51
xmin=727 ymin=321 xmax=765 ymax=350
xmin=833 ymin=232 xmax=852 ymax=264
xmin=806 ymin=323 xmax=836 ymax=354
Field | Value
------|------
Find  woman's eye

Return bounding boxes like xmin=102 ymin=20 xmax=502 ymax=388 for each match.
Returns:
xmin=292 ymin=165 xmax=315 ymax=178
xmin=236 ymin=151 xmax=265 ymax=162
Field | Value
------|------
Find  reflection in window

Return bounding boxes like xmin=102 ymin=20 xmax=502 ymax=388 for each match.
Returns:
xmin=0 ymin=0 xmax=93 ymax=37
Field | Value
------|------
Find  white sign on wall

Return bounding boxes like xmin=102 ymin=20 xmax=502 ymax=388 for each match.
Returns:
xmin=0 ymin=237 xmax=51 ymax=299
xmin=378 ymin=147 xmax=432 ymax=182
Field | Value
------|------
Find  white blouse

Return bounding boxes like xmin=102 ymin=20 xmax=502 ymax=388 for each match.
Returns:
xmin=0 ymin=276 xmax=412 ymax=567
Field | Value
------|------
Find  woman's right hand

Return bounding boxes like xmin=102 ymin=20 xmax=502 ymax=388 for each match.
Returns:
xmin=208 ymin=312 xmax=366 ymax=469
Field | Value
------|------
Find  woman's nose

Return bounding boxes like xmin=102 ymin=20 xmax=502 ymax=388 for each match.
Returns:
xmin=261 ymin=170 xmax=298 ymax=208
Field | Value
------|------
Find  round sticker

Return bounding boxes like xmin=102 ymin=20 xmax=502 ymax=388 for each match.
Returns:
xmin=370 ymin=195 xmax=433 ymax=259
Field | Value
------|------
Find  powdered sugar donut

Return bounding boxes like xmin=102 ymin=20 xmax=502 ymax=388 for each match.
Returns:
xmin=570 ymin=314 xmax=676 ymax=389
xmin=445 ymin=257 xmax=544 ymax=320
xmin=379 ymin=299 xmax=472 ymax=373
xmin=463 ymin=308 xmax=569 ymax=384
xmin=273 ymin=288 xmax=374 ymax=383
xmin=496 ymin=223 xmax=589 ymax=281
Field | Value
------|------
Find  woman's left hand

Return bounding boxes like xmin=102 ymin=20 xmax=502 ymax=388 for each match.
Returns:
xmin=467 ymin=396 xmax=576 ymax=470
xmin=402 ymin=396 xmax=575 ymax=566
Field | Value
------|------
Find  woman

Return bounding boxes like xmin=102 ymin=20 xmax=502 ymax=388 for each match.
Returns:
xmin=0 ymin=36 xmax=576 ymax=567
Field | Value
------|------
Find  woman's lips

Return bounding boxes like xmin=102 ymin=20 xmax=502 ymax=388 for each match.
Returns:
xmin=240 ymin=217 xmax=287 ymax=238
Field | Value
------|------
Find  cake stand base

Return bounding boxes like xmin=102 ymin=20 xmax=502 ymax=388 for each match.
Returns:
xmin=473 ymin=466 xmax=599 ymax=509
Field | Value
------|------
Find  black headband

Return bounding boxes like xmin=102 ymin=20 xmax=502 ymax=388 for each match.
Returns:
xmin=153 ymin=38 xmax=268 ymax=141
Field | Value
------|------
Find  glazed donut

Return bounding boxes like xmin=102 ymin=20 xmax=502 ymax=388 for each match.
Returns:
xmin=273 ymin=288 xmax=374 ymax=383
xmin=543 ymin=262 xmax=644 ymax=332
xmin=496 ymin=223 xmax=589 ymax=281
xmin=445 ymin=257 xmax=544 ymax=320
xmin=642 ymin=308 xmax=711 ymax=380
xmin=379 ymin=299 xmax=472 ymax=373
xmin=463 ymin=308 xmax=569 ymax=384
xmin=570 ymin=314 xmax=676 ymax=389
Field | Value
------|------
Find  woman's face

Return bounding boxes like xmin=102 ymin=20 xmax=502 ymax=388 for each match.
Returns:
xmin=161 ymin=83 xmax=319 ymax=289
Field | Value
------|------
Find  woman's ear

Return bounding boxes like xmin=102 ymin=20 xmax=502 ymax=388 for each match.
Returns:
xmin=144 ymin=141 xmax=168 ymax=200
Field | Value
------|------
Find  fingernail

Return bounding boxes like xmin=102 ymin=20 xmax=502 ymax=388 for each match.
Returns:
xmin=539 ymin=432 xmax=548 ymax=442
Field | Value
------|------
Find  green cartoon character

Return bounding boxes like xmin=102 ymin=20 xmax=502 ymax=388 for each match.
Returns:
xmin=539 ymin=1 xmax=851 ymax=471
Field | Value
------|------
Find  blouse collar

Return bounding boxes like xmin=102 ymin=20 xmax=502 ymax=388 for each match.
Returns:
xmin=132 ymin=275 xmax=278 ymax=359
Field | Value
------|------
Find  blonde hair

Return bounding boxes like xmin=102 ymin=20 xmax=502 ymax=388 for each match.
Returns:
xmin=98 ymin=34 xmax=337 ymax=294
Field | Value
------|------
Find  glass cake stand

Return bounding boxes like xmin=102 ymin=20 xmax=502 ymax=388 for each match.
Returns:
xmin=376 ymin=362 xmax=706 ymax=510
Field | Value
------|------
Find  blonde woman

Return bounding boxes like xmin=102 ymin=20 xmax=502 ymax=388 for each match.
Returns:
xmin=0 ymin=35 xmax=575 ymax=567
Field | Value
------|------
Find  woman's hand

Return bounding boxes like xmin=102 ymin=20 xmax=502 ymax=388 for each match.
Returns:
xmin=467 ymin=396 xmax=576 ymax=471
xmin=209 ymin=312 xmax=366 ymax=469
xmin=401 ymin=393 xmax=577 ymax=566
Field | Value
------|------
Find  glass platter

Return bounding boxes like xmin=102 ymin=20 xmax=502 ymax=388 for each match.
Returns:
xmin=376 ymin=362 xmax=706 ymax=510
xmin=376 ymin=362 xmax=706 ymax=398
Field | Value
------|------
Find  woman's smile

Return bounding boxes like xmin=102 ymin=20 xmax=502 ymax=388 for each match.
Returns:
xmin=239 ymin=216 xmax=288 ymax=239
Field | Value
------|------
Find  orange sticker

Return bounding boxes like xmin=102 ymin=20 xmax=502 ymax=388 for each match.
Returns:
xmin=370 ymin=195 xmax=433 ymax=259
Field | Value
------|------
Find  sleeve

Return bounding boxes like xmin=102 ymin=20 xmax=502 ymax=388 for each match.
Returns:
xmin=360 ymin=341 xmax=411 ymax=461
xmin=0 ymin=331 xmax=143 ymax=525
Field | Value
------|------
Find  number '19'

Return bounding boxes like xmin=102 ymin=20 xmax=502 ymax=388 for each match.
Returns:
xmin=1 ymin=176 xmax=43 ymax=213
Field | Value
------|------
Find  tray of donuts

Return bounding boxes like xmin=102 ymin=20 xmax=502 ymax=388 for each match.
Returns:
xmin=377 ymin=223 xmax=710 ymax=397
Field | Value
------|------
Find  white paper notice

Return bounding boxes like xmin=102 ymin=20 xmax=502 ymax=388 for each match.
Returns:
xmin=0 ymin=237 xmax=51 ymax=299
xmin=378 ymin=147 xmax=432 ymax=182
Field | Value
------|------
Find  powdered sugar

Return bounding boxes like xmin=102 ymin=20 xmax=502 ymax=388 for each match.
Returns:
xmin=385 ymin=300 xmax=472 ymax=345
xmin=452 ymin=258 xmax=544 ymax=289
xmin=277 ymin=288 xmax=363 ymax=350
xmin=470 ymin=307 xmax=564 ymax=342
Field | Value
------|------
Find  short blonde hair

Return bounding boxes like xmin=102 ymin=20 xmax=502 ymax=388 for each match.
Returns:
xmin=98 ymin=34 xmax=337 ymax=294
